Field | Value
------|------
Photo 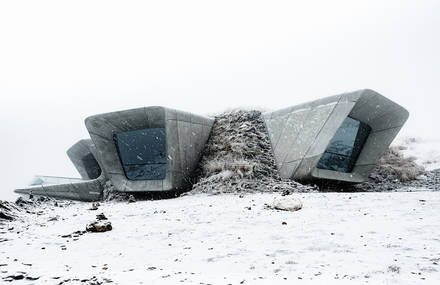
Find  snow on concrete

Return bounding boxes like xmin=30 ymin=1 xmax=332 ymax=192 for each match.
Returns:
xmin=1 ymin=191 xmax=439 ymax=284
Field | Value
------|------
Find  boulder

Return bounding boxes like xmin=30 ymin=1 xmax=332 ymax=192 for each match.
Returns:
xmin=86 ymin=221 xmax=112 ymax=232
xmin=272 ymin=196 xmax=303 ymax=212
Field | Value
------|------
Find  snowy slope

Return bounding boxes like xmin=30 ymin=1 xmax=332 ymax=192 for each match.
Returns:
xmin=1 ymin=192 xmax=439 ymax=284
xmin=393 ymin=137 xmax=440 ymax=171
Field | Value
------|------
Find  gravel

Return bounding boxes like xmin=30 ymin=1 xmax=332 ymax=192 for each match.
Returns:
xmin=353 ymin=168 xmax=440 ymax=192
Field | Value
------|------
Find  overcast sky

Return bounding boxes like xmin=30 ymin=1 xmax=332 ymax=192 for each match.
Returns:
xmin=0 ymin=0 xmax=439 ymax=200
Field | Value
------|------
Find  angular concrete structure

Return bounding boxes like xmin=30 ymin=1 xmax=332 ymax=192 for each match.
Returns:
xmin=67 ymin=139 xmax=102 ymax=180
xmin=85 ymin=106 xmax=214 ymax=192
xmin=15 ymin=179 xmax=104 ymax=202
xmin=13 ymin=90 xmax=409 ymax=201
xmin=15 ymin=140 xmax=106 ymax=202
xmin=262 ymin=89 xmax=409 ymax=183
xmin=15 ymin=107 xmax=214 ymax=200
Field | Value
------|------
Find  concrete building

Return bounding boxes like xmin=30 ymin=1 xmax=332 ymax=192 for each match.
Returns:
xmin=67 ymin=139 xmax=102 ymax=180
xmin=15 ymin=107 xmax=214 ymax=201
xmin=262 ymin=89 xmax=409 ymax=183
xmin=14 ymin=89 xmax=408 ymax=201
xmin=84 ymin=106 xmax=214 ymax=193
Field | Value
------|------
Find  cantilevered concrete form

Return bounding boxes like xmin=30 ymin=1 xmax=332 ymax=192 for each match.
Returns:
xmin=15 ymin=107 xmax=213 ymax=200
xmin=15 ymin=179 xmax=104 ymax=202
xmin=29 ymin=175 xmax=83 ymax=186
xmin=15 ymin=139 xmax=106 ymax=201
xmin=262 ymin=89 xmax=409 ymax=183
xmin=14 ymin=140 xmax=106 ymax=202
xmin=67 ymin=139 xmax=102 ymax=180
xmin=85 ymin=106 xmax=214 ymax=192
xmin=14 ymin=90 xmax=409 ymax=201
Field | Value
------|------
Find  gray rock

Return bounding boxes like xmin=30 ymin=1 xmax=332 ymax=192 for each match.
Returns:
xmin=0 ymin=212 xmax=13 ymax=221
xmin=272 ymin=196 xmax=303 ymax=211
xmin=127 ymin=195 xmax=136 ymax=203
xmin=96 ymin=213 xmax=107 ymax=221
xmin=86 ymin=221 xmax=112 ymax=233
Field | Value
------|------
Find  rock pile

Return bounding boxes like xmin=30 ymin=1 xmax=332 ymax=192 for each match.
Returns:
xmin=86 ymin=220 xmax=112 ymax=233
xmin=353 ymin=147 xmax=438 ymax=192
xmin=0 ymin=201 xmax=17 ymax=221
xmin=190 ymin=110 xmax=317 ymax=195
xmin=2 ymin=197 xmax=72 ymax=223
xmin=408 ymin=168 xmax=440 ymax=190
xmin=0 ymin=198 xmax=34 ymax=221
xmin=86 ymin=213 xmax=112 ymax=233
xmin=353 ymin=168 xmax=440 ymax=192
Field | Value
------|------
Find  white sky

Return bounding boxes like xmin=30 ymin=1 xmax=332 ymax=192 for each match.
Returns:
xmin=0 ymin=0 xmax=439 ymax=200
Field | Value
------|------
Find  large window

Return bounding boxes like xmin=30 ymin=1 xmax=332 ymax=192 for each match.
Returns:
xmin=317 ymin=117 xmax=371 ymax=173
xmin=114 ymin=128 xmax=167 ymax=180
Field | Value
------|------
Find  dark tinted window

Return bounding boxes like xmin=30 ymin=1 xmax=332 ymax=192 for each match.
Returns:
xmin=114 ymin=128 xmax=167 ymax=180
xmin=317 ymin=117 xmax=371 ymax=173
xmin=81 ymin=153 xmax=102 ymax=179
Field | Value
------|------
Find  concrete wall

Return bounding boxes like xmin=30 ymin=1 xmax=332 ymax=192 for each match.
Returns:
xmin=67 ymin=139 xmax=103 ymax=180
xmin=263 ymin=89 xmax=409 ymax=183
xmin=16 ymin=139 xmax=106 ymax=201
xmin=85 ymin=106 xmax=214 ymax=192
xmin=15 ymin=177 xmax=103 ymax=202
xmin=14 ymin=91 xmax=406 ymax=200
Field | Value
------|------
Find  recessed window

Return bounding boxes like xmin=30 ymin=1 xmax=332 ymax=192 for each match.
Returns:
xmin=81 ymin=153 xmax=102 ymax=179
xmin=317 ymin=117 xmax=371 ymax=173
xmin=114 ymin=128 xmax=167 ymax=180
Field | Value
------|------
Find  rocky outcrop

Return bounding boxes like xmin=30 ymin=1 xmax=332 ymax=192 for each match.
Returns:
xmin=351 ymin=147 xmax=438 ymax=192
xmin=0 ymin=200 xmax=20 ymax=221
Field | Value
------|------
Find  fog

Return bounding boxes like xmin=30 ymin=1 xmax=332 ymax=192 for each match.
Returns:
xmin=1 ymin=0 xmax=439 ymax=200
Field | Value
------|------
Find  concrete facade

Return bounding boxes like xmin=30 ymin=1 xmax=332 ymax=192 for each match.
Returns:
xmin=262 ymin=89 xmax=409 ymax=183
xmin=14 ymin=90 xmax=409 ymax=201
xmin=85 ymin=106 xmax=214 ymax=192
xmin=15 ymin=178 xmax=104 ymax=202
xmin=67 ymin=139 xmax=103 ymax=180
xmin=15 ymin=107 xmax=213 ymax=200
xmin=15 ymin=140 xmax=107 ymax=202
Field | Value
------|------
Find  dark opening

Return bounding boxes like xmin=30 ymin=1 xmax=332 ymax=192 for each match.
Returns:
xmin=114 ymin=128 xmax=167 ymax=180
xmin=81 ymin=153 xmax=102 ymax=179
xmin=317 ymin=117 xmax=371 ymax=173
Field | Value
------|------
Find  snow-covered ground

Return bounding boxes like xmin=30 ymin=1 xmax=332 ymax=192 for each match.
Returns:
xmin=393 ymin=137 xmax=440 ymax=171
xmin=1 ymin=191 xmax=439 ymax=284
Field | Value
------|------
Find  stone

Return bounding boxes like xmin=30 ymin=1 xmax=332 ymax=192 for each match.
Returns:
xmin=86 ymin=221 xmax=112 ymax=232
xmin=15 ymin=197 xmax=33 ymax=207
xmin=89 ymin=203 xmax=99 ymax=211
xmin=273 ymin=196 xmax=303 ymax=212
xmin=0 ymin=212 xmax=13 ymax=221
xmin=96 ymin=213 xmax=107 ymax=220
xmin=128 ymin=195 xmax=136 ymax=203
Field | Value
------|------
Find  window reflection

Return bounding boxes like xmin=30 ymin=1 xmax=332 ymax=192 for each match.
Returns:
xmin=317 ymin=117 xmax=371 ymax=173
xmin=114 ymin=128 xmax=167 ymax=180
